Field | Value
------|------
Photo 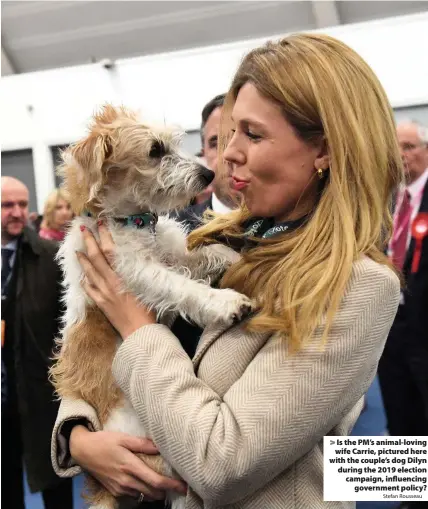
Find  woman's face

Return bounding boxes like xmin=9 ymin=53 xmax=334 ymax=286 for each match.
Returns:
xmin=53 ymin=198 xmax=72 ymax=228
xmin=224 ymin=83 xmax=327 ymax=222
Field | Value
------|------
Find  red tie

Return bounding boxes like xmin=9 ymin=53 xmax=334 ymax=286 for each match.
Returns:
xmin=391 ymin=190 xmax=412 ymax=270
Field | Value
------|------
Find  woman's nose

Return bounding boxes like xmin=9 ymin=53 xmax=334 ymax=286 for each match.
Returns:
xmin=224 ymin=137 xmax=245 ymax=166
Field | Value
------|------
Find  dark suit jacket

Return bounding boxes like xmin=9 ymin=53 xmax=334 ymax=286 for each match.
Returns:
xmin=172 ymin=197 xmax=213 ymax=232
xmin=1 ymin=227 xmax=64 ymax=492
xmin=389 ymin=180 xmax=428 ymax=349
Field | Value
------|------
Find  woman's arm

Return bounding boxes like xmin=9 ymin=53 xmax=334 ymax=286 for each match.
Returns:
xmin=52 ymin=397 xmax=187 ymax=499
xmin=112 ymin=263 xmax=400 ymax=505
xmin=52 ymin=396 xmax=102 ymax=476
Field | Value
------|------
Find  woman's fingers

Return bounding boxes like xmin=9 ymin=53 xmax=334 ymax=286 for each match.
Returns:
xmin=81 ymin=279 xmax=101 ymax=303
xmin=97 ymin=222 xmax=116 ymax=265
xmin=124 ymin=474 xmax=166 ymax=501
xmin=77 ymin=253 xmax=107 ymax=294
xmin=81 ymin=226 xmax=116 ymax=280
xmin=119 ymin=434 xmax=159 ymax=455
xmin=123 ymin=454 xmax=187 ymax=495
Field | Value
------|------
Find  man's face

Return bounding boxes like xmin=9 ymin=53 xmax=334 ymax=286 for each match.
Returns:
xmin=1 ymin=184 xmax=29 ymax=240
xmin=397 ymin=123 xmax=428 ymax=184
xmin=202 ymin=106 xmax=223 ymax=175
xmin=201 ymin=106 xmax=239 ymax=206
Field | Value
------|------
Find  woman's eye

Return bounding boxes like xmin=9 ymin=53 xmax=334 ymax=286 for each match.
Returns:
xmin=230 ymin=128 xmax=261 ymax=141
xmin=245 ymin=130 xmax=261 ymax=141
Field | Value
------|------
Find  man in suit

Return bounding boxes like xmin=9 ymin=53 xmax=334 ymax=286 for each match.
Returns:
xmin=175 ymin=93 xmax=239 ymax=231
xmin=1 ymin=177 xmax=73 ymax=508
xmin=378 ymin=121 xmax=428 ymax=505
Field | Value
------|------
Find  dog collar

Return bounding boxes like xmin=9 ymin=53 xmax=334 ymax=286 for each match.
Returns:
xmin=83 ymin=211 xmax=158 ymax=234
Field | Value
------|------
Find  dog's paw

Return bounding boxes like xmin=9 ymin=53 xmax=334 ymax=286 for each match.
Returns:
xmin=206 ymin=289 xmax=254 ymax=326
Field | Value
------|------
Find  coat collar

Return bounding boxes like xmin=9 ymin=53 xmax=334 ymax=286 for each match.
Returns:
xmin=20 ymin=226 xmax=43 ymax=256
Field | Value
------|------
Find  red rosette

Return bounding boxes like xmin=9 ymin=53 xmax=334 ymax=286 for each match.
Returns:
xmin=411 ymin=212 xmax=428 ymax=274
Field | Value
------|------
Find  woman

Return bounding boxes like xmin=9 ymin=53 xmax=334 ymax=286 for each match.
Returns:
xmin=51 ymin=34 xmax=402 ymax=508
xmin=39 ymin=188 xmax=73 ymax=241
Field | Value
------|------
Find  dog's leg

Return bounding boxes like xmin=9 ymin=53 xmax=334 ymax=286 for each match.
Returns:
xmin=182 ymin=243 xmax=241 ymax=281
xmin=117 ymin=261 xmax=252 ymax=327
xmin=155 ymin=217 xmax=239 ymax=281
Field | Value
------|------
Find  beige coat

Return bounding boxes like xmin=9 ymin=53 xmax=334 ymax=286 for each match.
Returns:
xmin=52 ymin=257 xmax=400 ymax=509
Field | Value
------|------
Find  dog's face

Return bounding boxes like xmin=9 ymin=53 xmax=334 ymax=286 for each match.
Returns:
xmin=59 ymin=105 xmax=214 ymax=216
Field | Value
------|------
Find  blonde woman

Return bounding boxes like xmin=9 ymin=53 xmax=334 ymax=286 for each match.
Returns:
xmin=51 ymin=34 xmax=402 ymax=509
xmin=39 ymin=188 xmax=73 ymax=241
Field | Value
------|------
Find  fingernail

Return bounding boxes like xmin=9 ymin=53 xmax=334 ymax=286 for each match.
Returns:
xmin=97 ymin=219 xmax=103 ymax=227
xmin=80 ymin=225 xmax=86 ymax=232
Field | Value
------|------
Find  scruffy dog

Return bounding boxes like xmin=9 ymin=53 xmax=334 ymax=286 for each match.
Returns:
xmin=50 ymin=105 xmax=252 ymax=509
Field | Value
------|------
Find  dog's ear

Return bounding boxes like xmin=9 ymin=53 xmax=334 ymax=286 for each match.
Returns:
xmin=94 ymin=104 xmax=121 ymax=126
xmin=72 ymin=132 xmax=113 ymax=201
xmin=61 ymin=132 xmax=112 ymax=214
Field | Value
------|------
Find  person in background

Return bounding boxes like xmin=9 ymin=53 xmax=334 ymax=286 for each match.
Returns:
xmin=39 ymin=188 xmax=73 ymax=242
xmin=378 ymin=121 xmax=428 ymax=469
xmin=1 ymin=176 xmax=73 ymax=509
xmin=175 ymin=93 xmax=240 ymax=231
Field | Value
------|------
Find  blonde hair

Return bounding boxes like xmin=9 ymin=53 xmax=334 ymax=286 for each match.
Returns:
xmin=188 ymin=33 xmax=403 ymax=351
xmin=40 ymin=188 xmax=71 ymax=230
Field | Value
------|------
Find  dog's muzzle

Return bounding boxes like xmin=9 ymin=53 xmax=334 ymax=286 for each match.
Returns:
xmin=198 ymin=165 xmax=215 ymax=186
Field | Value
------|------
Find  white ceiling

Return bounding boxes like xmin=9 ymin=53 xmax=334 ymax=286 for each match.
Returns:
xmin=2 ymin=1 xmax=428 ymax=76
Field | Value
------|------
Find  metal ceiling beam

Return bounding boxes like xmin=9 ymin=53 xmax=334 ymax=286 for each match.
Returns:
xmin=311 ymin=0 xmax=341 ymax=28
xmin=1 ymin=45 xmax=16 ymax=75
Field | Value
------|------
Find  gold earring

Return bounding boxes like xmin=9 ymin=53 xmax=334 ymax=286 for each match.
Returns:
xmin=317 ymin=167 xmax=324 ymax=179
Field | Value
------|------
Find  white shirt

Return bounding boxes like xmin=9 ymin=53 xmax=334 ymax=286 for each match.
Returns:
xmin=1 ymin=239 xmax=18 ymax=295
xmin=393 ymin=168 xmax=428 ymax=249
xmin=211 ymin=192 xmax=233 ymax=215
xmin=408 ymin=168 xmax=428 ymax=222
xmin=1 ymin=239 xmax=18 ymax=271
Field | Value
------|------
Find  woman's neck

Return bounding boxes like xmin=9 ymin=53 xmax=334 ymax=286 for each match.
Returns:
xmin=274 ymin=199 xmax=315 ymax=224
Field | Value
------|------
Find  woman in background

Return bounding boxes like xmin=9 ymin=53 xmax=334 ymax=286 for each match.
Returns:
xmin=39 ymin=188 xmax=73 ymax=242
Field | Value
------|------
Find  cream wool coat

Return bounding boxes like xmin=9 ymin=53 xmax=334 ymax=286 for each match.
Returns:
xmin=52 ymin=257 xmax=400 ymax=509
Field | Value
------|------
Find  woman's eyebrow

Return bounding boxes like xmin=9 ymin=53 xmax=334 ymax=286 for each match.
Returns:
xmin=231 ymin=116 xmax=267 ymax=129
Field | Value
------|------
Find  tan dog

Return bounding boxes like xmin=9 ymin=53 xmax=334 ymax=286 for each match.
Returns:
xmin=50 ymin=105 xmax=252 ymax=509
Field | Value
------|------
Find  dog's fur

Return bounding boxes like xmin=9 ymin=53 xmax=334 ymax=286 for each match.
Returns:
xmin=50 ymin=105 xmax=252 ymax=509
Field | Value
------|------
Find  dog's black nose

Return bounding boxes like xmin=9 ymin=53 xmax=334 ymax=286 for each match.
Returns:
xmin=198 ymin=165 xmax=215 ymax=185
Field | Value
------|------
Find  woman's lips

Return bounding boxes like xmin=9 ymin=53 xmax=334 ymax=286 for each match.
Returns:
xmin=231 ymin=177 xmax=249 ymax=191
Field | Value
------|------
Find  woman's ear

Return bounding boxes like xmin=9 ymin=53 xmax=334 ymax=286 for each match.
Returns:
xmin=314 ymin=154 xmax=330 ymax=171
xmin=314 ymin=139 xmax=330 ymax=170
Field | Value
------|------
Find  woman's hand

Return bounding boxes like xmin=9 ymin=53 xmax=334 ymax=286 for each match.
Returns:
xmin=70 ymin=425 xmax=187 ymax=500
xmin=77 ymin=222 xmax=156 ymax=339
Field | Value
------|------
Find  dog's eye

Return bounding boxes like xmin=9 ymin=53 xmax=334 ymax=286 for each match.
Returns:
xmin=149 ymin=141 xmax=166 ymax=159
